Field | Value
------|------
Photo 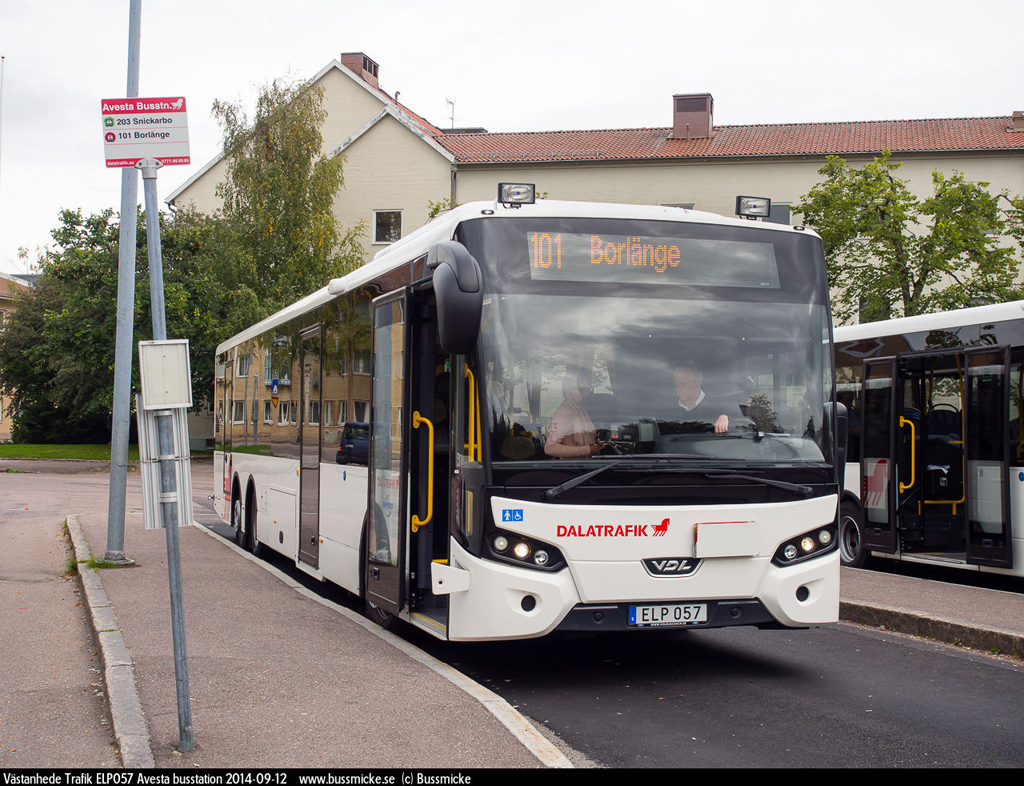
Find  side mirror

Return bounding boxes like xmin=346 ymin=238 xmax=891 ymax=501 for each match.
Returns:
xmin=428 ymin=241 xmax=484 ymax=355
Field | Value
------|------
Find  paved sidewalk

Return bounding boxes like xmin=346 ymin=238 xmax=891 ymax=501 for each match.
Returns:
xmin=65 ymin=466 xmax=569 ymax=769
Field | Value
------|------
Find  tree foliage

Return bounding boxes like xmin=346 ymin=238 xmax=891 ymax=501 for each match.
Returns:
xmin=213 ymin=78 xmax=365 ymax=317
xmin=794 ymin=151 xmax=1024 ymax=323
xmin=1 ymin=76 xmax=369 ymax=443
xmin=0 ymin=208 xmax=236 ymax=443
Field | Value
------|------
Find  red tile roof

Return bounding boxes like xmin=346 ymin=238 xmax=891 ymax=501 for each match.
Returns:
xmin=0 ymin=275 xmax=29 ymax=300
xmin=434 ymin=117 xmax=1024 ymax=164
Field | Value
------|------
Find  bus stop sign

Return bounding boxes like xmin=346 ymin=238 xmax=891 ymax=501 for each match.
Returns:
xmin=101 ymin=96 xmax=190 ymax=168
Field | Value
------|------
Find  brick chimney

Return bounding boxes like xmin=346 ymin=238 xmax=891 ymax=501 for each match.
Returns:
xmin=671 ymin=93 xmax=713 ymax=139
xmin=341 ymin=52 xmax=380 ymax=89
xmin=1013 ymin=111 xmax=1024 ymax=132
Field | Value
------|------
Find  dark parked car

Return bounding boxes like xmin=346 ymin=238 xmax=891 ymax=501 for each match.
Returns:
xmin=336 ymin=422 xmax=369 ymax=464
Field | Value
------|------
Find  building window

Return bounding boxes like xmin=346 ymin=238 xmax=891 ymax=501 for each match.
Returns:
xmin=232 ymin=400 xmax=245 ymax=424
xmin=237 ymin=353 xmax=250 ymax=377
xmin=354 ymin=350 xmax=371 ymax=374
xmin=263 ymin=401 xmax=272 ymax=424
xmin=374 ymin=210 xmax=402 ymax=244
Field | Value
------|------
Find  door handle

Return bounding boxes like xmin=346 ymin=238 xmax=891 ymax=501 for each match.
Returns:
xmin=899 ymin=415 xmax=916 ymax=493
xmin=412 ymin=411 xmax=434 ymax=533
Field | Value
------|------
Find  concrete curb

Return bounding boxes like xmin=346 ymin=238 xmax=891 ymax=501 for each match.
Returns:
xmin=840 ymin=600 xmax=1024 ymax=660
xmin=66 ymin=515 xmax=155 ymax=769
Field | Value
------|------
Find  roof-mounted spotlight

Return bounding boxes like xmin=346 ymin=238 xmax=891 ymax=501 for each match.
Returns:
xmin=736 ymin=195 xmax=771 ymax=220
xmin=498 ymin=182 xmax=536 ymax=208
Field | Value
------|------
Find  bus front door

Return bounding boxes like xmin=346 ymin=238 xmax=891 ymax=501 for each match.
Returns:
xmin=964 ymin=347 xmax=1012 ymax=567
xmin=890 ymin=349 xmax=1011 ymax=567
xmin=365 ymin=293 xmax=408 ymax=617
xmin=406 ymin=290 xmax=452 ymax=635
xmin=364 ymin=289 xmax=454 ymax=629
xmin=860 ymin=358 xmax=899 ymax=554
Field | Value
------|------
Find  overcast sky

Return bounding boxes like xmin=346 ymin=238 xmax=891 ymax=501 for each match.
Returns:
xmin=1 ymin=0 xmax=1022 ymax=274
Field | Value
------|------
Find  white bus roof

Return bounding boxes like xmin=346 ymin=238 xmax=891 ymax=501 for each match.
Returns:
xmin=834 ymin=300 xmax=1024 ymax=343
xmin=217 ymin=199 xmax=817 ymax=355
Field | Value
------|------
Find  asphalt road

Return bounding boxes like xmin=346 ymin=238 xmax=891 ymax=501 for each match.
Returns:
xmin=407 ymin=621 xmax=1024 ymax=768
xmin=204 ymin=510 xmax=1024 ymax=769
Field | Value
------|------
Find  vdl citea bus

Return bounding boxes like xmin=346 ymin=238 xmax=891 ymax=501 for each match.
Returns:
xmin=213 ymin=186 xmax=845 ymax=641
xmin=835 ymin=300 xmax=1024 ymax=575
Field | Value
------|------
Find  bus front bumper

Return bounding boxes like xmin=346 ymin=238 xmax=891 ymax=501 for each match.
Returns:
xmin=442 ymin=541 xmax=839 ymax=641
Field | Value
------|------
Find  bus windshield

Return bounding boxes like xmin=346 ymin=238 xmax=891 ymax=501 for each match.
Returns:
xmin=461 ymin=216 xmax=835 ymax=469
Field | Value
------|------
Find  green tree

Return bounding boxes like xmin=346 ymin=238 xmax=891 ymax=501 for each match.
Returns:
xmin=212 ymin=78 xmax=365 ymax=317
xmin=0 ymin=207 xmax=237 ymax=443
xmin=794 ymin=151 xmax=1024 ymax=323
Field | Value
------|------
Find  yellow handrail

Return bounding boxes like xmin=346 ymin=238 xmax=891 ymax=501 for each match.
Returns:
xmin=411 ymin=411 xmax=434 ymax=533
xmin=464 ymin=366 xmax=481 ymax=462
xmin=899 ymin=415 xmax=916 ymax=493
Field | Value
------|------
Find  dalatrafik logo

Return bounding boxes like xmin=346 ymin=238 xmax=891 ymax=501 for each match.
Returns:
xmin=556 ymin=518 xmax=671 ymax=538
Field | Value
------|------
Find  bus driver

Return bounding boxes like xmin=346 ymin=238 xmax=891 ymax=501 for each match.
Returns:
xmin=674 ymin=365 xmax=732 ymax=434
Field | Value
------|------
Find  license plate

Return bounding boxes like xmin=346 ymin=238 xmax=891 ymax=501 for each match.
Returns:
xmin=628 ymin=603 xmax=707 ymax=627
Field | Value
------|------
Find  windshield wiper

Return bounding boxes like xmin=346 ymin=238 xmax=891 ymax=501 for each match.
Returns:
xmin=542 ymin=460 xmax=625 ymax=500
xmin=701 ymin=470 xmax=813 ymax=497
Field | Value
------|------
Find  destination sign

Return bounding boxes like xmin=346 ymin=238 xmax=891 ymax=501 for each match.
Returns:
xmin=528 ymin=231 xmax=780 ymax=288
xmin=101 ymin=96 xmax=190 ymax=168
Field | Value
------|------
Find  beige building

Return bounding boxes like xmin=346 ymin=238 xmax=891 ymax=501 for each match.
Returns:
xmin=0 ymin=272 xmax=30 ymax=442
xmin=169 ymin=51 xmax=1024 ymax=277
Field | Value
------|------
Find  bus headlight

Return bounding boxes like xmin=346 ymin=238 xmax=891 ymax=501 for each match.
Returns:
xmin=487 ymin=529 xmax=565 ymax=572
xmin=772 ymin=524 xmax=838 ymax=567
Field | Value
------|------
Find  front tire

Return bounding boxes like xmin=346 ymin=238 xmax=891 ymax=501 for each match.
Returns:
xmin=838 ymin=500 xmax=868 ymax=568
xmin=365 ymin=599 xmax=400 ymax=631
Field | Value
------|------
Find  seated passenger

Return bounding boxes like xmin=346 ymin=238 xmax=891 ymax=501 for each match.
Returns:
xmin=545 ymin=372 xmax=606 ymax=458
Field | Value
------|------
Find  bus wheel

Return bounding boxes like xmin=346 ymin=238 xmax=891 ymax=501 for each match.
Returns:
xmin=365 ymin=599 xmax=400 ymax=632
xmin=231 ymin=493 xmax=245 ymax=547
xmin=247 ymin=491 xmax=264 ymax=560
xmin=839 ymin=500 xmax=868 ymax=568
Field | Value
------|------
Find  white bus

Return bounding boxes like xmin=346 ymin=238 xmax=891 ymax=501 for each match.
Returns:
xmin=213 ymin=188 xmax=843 ymax=641
xmin=834 ymin=300 xmax=1024 ymax=574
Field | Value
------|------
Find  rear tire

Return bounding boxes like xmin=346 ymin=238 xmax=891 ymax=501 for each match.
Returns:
xmin=246 ymin=486 xmax=264 ymax=559
xmin=839 ymin=499 xmax=868 ymax=568
xmin=231 ymin=489 xmax=245 ymax=547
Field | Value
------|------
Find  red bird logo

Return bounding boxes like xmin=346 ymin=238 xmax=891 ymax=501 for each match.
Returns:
xmin=653 ymin=518 xmax=669 ymax=537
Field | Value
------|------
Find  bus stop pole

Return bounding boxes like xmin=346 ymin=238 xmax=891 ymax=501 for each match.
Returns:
xmin=105 ymin=0 xmax=142 ymax=563
xmin=138 ymin=156 xmax=194 ymax=753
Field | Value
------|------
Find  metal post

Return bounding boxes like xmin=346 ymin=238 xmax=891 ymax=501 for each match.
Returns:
xmin=138 ymin=157 xmax=194 ymax=753
xmin=105 ymin=0 xmax=142 ymax=563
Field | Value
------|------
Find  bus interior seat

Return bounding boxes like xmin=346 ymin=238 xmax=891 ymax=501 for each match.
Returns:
xmin=927 ymin=408 xmax=961 ymax=441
